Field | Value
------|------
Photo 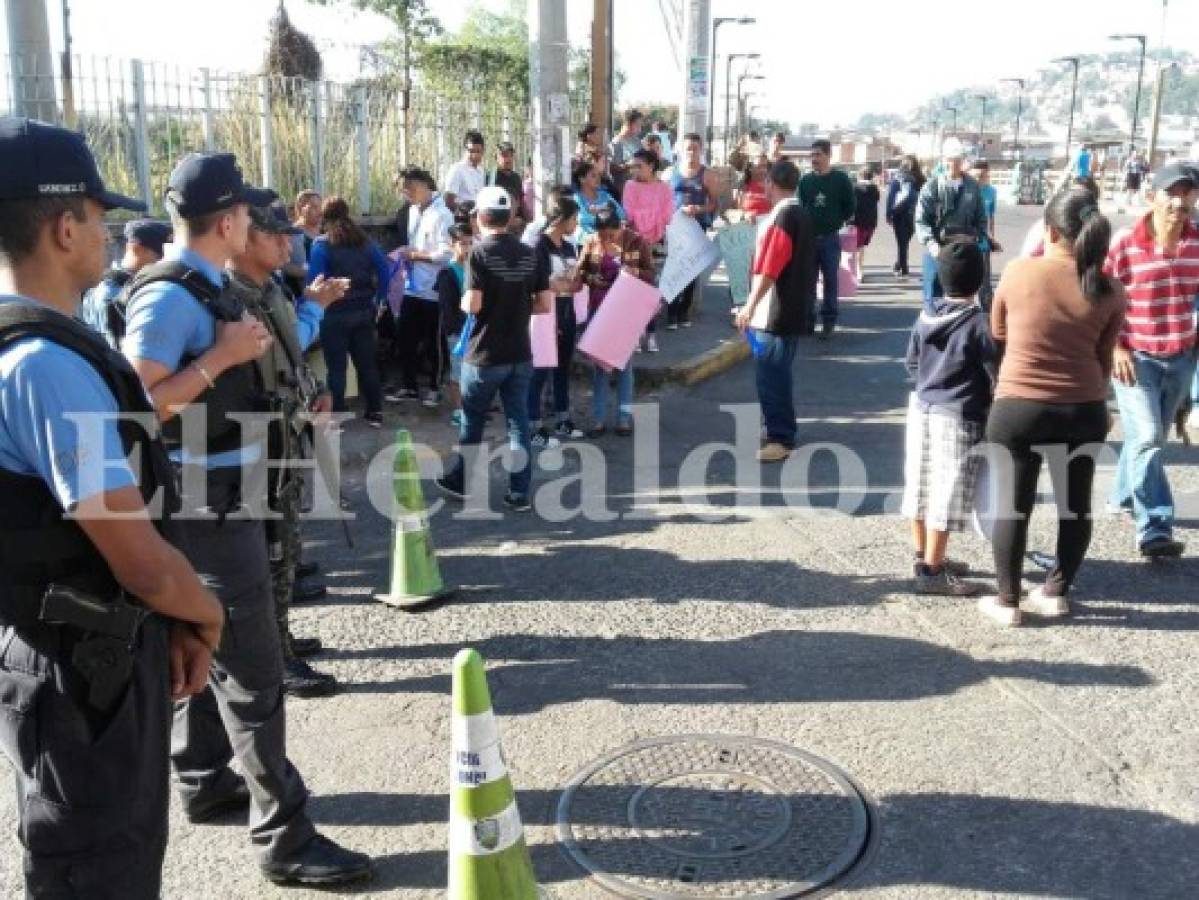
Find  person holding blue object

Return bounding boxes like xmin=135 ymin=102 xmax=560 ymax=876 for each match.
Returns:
xmin=306 ymin=195 xmax=390 ymax=427
xmin=436 ymin=186 xmax=552 ymax=512
xmin=573 ymin=157 xmax=625 ymax=237
xmin=439 ymin=223 xmax=473 ymax=427
xmin=915 ymin=138 xmax=989 ymax=312
xmin=0 ymin=116 xmax=225 ymax=898
xmin=123 ymin=151 xmax=372 ymax=886
xmin=735 ymin=159 xmax=816 ymax=463
xmin=78 ymin=217 xmax=172 ymax=347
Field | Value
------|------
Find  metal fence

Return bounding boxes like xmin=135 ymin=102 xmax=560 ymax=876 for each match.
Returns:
xmin=2 ymin=52 xmax=553 ymax=216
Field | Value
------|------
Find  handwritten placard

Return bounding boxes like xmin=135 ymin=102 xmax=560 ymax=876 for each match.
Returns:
xmin=659 ymin=211 xmax=722 ymax=303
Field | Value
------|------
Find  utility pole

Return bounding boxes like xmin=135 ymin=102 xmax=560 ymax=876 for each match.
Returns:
xmin=60 ymin=0 xmax=75 ymax=127
xmin=5 ymin=0 xmax=57 ymax=122
xmin=974 ymin=94 xmax=990 ymax=153
xmin=1053 ymin=57 xmax=1080 ymax=167
xmin=529 ymin=0 xmax=570 ymax=214
xmin=1147 ymin=63 xmax=1178 ymax=167
xmin=680 ymin=0 xmax=712 ymax=154
xmin=703 ymin=12 xmax=752 ymax=164
xmin=1001 ymin=78 xmax=1026 ymax=160
xmin=591 ymin=0 xmax=614 ymax=139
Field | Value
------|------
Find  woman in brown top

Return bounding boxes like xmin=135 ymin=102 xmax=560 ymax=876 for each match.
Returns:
xmin=981 ymin=187 xmax=1126 ymax=626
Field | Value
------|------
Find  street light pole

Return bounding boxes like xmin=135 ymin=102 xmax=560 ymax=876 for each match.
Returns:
xmin=724 ymin=52 xmax=759 ymax=161
xmin=705 ymin=16 xmax=754 ymax=164
xmin=1001 ymin=78 xmax=1026 ymax=160
xmin=1109 ymin=33 xmax=1147 ymax=152
xmin=736 ymin=74 xmax=763 ymax=142
xmin=1052 ymin=56 xmax=1081 ymax=167
xmin=944 ymin=104 xmax=959 ymax=138
xmin=974 ymin=94 xmax=989 ymax=152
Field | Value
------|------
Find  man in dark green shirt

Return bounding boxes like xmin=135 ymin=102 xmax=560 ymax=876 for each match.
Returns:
xmin=798 ymin=139 xmax=856 ymax=339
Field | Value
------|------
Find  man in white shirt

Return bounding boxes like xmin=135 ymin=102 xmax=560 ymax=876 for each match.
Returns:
xmin=443 ymin=130 xmax=486 ymax=212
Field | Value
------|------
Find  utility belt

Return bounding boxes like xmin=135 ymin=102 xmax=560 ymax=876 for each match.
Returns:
xmin=2 ymin=584 xmax=151 ymax=713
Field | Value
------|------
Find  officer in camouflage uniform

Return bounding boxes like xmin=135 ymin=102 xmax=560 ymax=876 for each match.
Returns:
xmin=228 ymin=202 xmax=348 ymax=698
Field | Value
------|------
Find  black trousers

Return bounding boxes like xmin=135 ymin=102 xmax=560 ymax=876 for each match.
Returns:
xmin=985 ymin=397 xmax=1109 ymax=602
xmin=0 ymin=617 xmax=171 ymax=899
xmin=668 ymin=278 xmax=701 ymax=326
xmin=397 ymin=297 xmax=446 ymax=392
xmin=892 ymin=216 xmax=915 ymax=274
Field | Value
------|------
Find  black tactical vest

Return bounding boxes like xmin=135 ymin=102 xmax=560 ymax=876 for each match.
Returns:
xmin=122 ymin=260 xmax=267 ymax=459
xmin=0 ymin=304 xmax=179 ymax=633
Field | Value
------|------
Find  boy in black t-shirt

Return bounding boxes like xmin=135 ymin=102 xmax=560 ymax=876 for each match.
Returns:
xmin=436 ymin=186 xmax=552 ymax=511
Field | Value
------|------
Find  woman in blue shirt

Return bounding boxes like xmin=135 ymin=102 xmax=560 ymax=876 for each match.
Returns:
xmin=307 ymin=196 xmax=391 ymax=426
xmin=573 ymin=159 xmax=625 ymax=238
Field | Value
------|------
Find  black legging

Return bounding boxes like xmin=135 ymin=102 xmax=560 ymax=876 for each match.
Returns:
xmin=985 ymin=398 xmax=1109 ymax=602
xmin=892 ymin=215 xmax=915 ymax=275
xmin=668 ymin=278 xmax=701 ymax=326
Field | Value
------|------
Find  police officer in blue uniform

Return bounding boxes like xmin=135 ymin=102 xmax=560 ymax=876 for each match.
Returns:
xmin=78 ymin=218 xmax=172 ymax=348
xmin=0 ymin=118 xmax=225 ymax=898
xmin=121 ymin=152 xmax=372 ymax=886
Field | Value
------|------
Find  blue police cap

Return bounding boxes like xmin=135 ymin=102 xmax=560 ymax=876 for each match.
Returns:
xmin=0 ymin=117 xmax=146 ymax=212
xmin=165 ymin=152 xmax=275 ymax=218
xmin=123 ymin=219 xmax=173 ymax=255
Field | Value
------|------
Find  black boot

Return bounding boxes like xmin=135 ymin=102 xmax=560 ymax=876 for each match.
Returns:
xmin=260 ymin=834 xmax=373 ymax=885
xmin=283 ymin=657 xmax=339 ymax=698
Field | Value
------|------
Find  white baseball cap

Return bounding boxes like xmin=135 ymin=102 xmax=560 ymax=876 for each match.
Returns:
xmin=476 ymin=185 xmax=512 ymax=213
xmin=941 ymin=137 xmax=966 ymax=160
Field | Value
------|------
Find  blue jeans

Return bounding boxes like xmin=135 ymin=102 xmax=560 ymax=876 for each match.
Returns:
xmin=445 ymin=361 xmax=534 ymax=498
xmin=592 ymin=365 xmax=634 ymax=424
xmin=813 ymin=233 xmax=841 ymax=326
xmin=921 ymin=248 xmax=944 ymax=312
xmin=1110 ymin=351 xmax=1198 ymax=545
xmin=754 ymin=332 xmax=799 ymax=447
xmin=319 ymin=303 xmax=382 ymax=414
xmin=528 ymin=296 xmax=577 ymax=422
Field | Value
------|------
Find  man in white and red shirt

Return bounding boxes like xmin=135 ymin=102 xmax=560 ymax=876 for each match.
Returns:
xmin=1106 ymin=162 xmax=1199 ymax=558
xmin=734 ymin=158 xmax=816 ymax=462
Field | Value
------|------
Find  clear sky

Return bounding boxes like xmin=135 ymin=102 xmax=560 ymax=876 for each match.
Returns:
xmin=4 ymin=0 xmax=1192 ymax=126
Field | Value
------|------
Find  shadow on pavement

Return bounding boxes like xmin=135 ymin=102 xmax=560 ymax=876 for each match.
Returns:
xmin=326 ymin=629 xmax=1151 ymax=712
xmin=308 ymin=787 xmax=1197 ymax=899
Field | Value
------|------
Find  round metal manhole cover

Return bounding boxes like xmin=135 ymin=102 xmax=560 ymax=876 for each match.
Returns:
xmin=556 ymin=736 xmax=873 ymax=899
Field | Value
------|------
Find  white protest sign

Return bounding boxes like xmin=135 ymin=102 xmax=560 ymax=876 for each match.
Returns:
xmin=659 ymin=211 xmax=723 ymax=303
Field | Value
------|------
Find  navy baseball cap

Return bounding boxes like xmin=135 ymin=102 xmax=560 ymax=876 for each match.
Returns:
xmin=249 ymin=203 xmax=301 ymax=235
xmin=0 ymin=117 xmax=146 ymax=212
xmin=165 ymin=152 xmax=274 ymax=217
xmin=1153 ymin=161 xmax=1197 ymax=193
xmin=123 ymin=219 xmax=172 ymax=255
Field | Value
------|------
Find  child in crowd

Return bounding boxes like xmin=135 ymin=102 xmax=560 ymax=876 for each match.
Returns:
xmin=439 ymin=224 xmax=473 ymax=428
xmin=578 ymin=209 xmax=655 ymax=437
xmin=622 ymin=149 xmax=674 ymax=353
xmin=901 ymin=239 xmax=997 ymax=596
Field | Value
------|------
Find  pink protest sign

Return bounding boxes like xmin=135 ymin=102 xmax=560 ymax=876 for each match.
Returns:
xmin=577 ymin=272 xmax=661 ymax=372
xmin=573 ymin=287 xmax=590 ymax=325
xmin=818 ymin=260 xmax=859 ymax=299
xmin=529 ymin=309 xmax=558 ymax=369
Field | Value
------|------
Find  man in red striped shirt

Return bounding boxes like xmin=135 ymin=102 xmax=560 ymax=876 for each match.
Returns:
xmin=1106 ymin=162 xmax=1199 ymax=558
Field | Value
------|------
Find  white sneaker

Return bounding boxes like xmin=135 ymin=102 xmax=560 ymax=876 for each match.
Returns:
xmin=1188 ymin=407 xmax=1199 ymax=430
xmin=646 ymin=335 xmax=660 ymax=353
xmin=1020 ymin=586 xmax=1069 ymax=618
xmin=978 ymin=596 xmax=1022 ymax=627
xmin=422 ymin=389 xmax=441 ymax=409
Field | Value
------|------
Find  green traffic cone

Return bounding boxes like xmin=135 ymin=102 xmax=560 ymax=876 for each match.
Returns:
xmin=449 ymin=649 xmax=540 ymax=900
xmin=375 ymin=429 xmax=453 ymax=610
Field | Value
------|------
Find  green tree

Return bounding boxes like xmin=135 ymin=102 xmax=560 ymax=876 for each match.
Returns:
xmin=265 ymin=1 xmax=323 ymax=80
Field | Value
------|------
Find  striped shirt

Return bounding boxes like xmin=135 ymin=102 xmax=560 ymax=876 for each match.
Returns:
xmin=1104 ymin=216 xmax=1199 ymax=356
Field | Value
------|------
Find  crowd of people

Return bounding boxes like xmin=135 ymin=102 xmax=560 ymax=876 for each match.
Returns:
xmin=0 ymin=96 xmax=1195 ymax=897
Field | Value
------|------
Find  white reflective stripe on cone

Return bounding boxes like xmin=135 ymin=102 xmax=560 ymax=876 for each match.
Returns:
xmin=452 ymin=709 xmax=499 ymax=750
xmin=451 ymin=739 xmax=507 ymax=788
xmin=449 ymin=799 xmax=524 ymax=857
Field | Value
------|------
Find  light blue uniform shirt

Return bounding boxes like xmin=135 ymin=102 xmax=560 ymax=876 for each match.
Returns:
xmin=78 ymin=269 xmax=127 ymax=349
xmin=121 ymin=247 xmax=259 ymax=469
xmin=0 ymin=296 xmax=136 ymax=509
